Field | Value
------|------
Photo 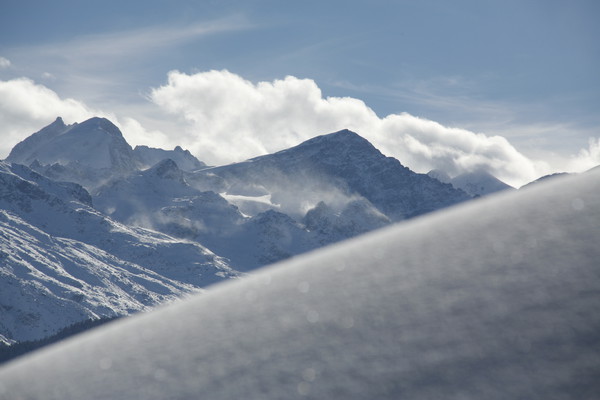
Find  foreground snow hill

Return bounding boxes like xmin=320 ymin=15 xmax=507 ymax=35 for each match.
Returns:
xmin=1 ymin=170 xmax=597 ymax=399
xmin=0 ymin=161 xmax=239 ymax=344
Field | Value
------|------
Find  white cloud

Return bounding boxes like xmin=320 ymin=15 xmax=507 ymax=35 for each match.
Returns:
xmin=0 ymin=57 xmax=10 ymax=69
xmin=151 ymin=70 xmax=550 ymax=187
xmin=0 ymin=78 xmax=166 ymax=159
xmin=41 ymin=72 xmax=56 ymax=81
xmin=0 ymin=78 xmax=95 ymax=157
xmin=567 ymin=138 xmax=600 ymax=172
xmin=9 ymin=17 xmax=251 ymax=76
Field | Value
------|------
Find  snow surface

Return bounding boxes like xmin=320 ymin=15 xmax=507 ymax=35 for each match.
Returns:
xmin=1 ymin=169 xmax=598 ymax=399
xmin=219 ymin=192 xmax=280 ymax=216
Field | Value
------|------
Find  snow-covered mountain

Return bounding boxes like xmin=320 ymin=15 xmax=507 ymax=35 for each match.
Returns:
xmin=0 ymin=209 xmax=194 ymax=345
xmin=428 ymin=168 xmax=514 ymax=197
xmin=0 ymin=161 xmax=239 ymax=344
xmin=93 ymin=159 xmax=312 ymax=271
xmin=1 ymin=118 xmax=478 ymax=344
xmin=450 ymin=170 xmax=514 ymax=197
xmin=6 ymin=118 xmax=138 ymax=189
xmin=91 ymin=128 xmax=470 ymax=270
xmin=195 ymin=129 xmax=470 ymax=221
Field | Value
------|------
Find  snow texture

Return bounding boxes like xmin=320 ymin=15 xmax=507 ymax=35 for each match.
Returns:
xmin=1 ymin=169 xmax=598 ymax=399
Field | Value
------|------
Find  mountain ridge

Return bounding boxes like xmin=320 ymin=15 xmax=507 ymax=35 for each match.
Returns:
xmin=0 ymin=117 xmax=523 ymax=345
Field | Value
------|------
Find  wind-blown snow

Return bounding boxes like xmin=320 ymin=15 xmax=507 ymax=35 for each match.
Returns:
xmin=1 ymin=169 xmax=598 ymax=399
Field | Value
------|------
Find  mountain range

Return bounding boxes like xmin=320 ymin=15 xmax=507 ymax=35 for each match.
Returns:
xmin=2 ymin=116 xmax=515 ymax=344
xmin=2 ymin=156 xmax=598 ymax=400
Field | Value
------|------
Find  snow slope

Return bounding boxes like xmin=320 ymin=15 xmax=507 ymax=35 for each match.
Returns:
xmin=0 ymin=210 xmax=195 ymax=345
xmin=0 ymin=161 xmax=239 ymax=343
xmin=0 ymin=161 xmax=237 ymax=286
xmin=1 ymin=166 xmax=597 ymax=399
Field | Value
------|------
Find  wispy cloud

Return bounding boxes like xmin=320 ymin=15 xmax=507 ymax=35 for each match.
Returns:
xmin=0 ymin=78 xmax=169 ymax=159
xmin=3 ymin=15 xmax=254 ymax=105
xmin=13 ymin=15 xmax=251 ymax=64
xmin=0 ymin=57 xmax=10 ymax=69
xmin=329 ymin=75 xmax=514 ymax=124
xmin=329 ymin=75 xmax=600 ymax=165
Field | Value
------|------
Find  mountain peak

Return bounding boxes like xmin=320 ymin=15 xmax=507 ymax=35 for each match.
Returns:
xmin=5 ymin=117 xmax=136 ymax=175
xmin=145 ymin=158 xmax=184 ymax=181
xmin=261 ymin=129 xmax=381 ymax=165
xmin=300 ymin=129 xmax=369 ymax=147
xmin=52 ymin=116 xmax=66 ymax=127
xmin=451 ymin=169 xmax=514 ymax=197
xmin=74 ymin=117 xmax=123 ymax=138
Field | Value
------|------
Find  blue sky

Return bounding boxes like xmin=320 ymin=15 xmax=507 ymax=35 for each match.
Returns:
xmin=0 ymin=0 xmax=598 ymax=186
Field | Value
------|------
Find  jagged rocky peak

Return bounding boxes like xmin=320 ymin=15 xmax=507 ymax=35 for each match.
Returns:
xmin=74 ymin=117 xmax=123 ymax=137
xmin=49 ymin=116 xmax=66 ymax=129
xmin=145 ymin=158 xmax=184 ymax=181
xmin=6 ymin=116 xmax=136 ymax=173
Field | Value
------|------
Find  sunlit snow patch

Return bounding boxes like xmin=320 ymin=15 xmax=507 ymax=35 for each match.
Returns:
xmin=219 ymin=192 xmax=280 ymax=217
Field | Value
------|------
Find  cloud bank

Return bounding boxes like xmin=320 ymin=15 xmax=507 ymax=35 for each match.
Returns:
xmin=0 ymin=78 xmax=95 ymax=156
xmin=151 ymin=70 xmax=550 ymax=187
xmin=0 ymin=78 xmax=169 ymax=159
xmin=568 ymin=138 xmax=600 ymax=172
